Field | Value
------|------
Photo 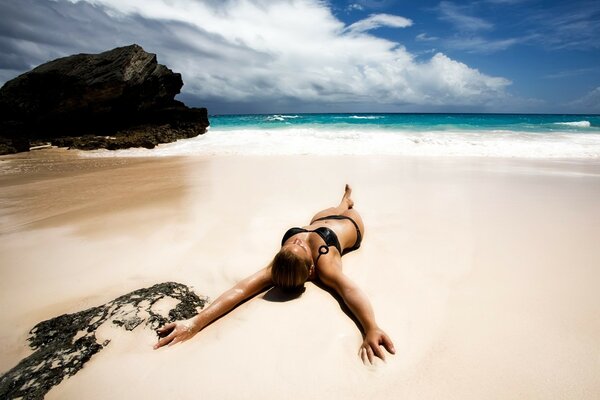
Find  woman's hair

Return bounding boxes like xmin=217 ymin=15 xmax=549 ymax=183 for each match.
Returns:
xmin=271 ymin=247 xmax=311 ymax=291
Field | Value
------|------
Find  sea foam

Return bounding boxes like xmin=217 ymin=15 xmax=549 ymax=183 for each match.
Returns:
xmin=80 ymin=126 xmax=600 ymax=159
xmin=554 ymin=121 xmax=591 ymax=128
xmin=265 ymin=115 xmax=299 ymax=121
xmin=347 ymin=115 xmax=383 ymax=120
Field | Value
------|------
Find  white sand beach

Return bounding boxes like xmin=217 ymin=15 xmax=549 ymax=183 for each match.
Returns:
xmin=1 ymin=149 xmax=599 ymax=399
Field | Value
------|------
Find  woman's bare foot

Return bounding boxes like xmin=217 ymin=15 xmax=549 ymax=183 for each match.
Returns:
xmin=341 ymin=184 xmax=354 ymax=209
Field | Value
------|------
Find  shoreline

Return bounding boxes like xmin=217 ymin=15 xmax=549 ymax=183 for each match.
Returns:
xmin=1 ymin=149 xmax=599 ymax=399
xmin=2 ymin=148 xmax=599 ymax=235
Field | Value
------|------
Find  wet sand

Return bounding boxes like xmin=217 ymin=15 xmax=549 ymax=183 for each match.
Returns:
xmin=1 ymin=149 xmax=599 ymax=399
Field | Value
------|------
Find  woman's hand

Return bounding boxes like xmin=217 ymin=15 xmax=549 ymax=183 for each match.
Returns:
xmin=359 ymin=328 xmax=395 ymax=364
xmin=152 ymin=266 xmax=272 ymax=351
xmin=153 ymin=318 xmax=199 ymax=349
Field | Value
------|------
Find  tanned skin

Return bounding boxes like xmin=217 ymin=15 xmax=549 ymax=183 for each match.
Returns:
xmin=154 ymin=185 xmax=395 ymax=364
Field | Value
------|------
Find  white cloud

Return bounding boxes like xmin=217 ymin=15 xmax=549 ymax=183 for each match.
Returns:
xmin=22 ymin=0 xmax=510 ymax=110
xmin=409 ymin=53 xmax=510 ymax=104
xmin=352 ymin=0 xmax=395 ymax=10
xmin=437 ymin=1 xmax=494 ymax=31
xmin=569 ymin=87 xmax=600 ymax=113
xmin=528 ymin=3 xmax=600 ymax=50
xmin=444 ymin=36 xmax=520 ymax=53
xmin=416 ymin=33 xmax=438 ymax=41
xmin=346 ymin=13 xmax=413 ymax=33
xmin=543 ymin=67 xmax=598 ymax=80
xmin=346 ymin=3 xmax=364 ymax=12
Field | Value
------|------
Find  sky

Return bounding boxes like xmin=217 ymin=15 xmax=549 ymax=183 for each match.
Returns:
xmin=0 ymin=0 xmax=599 ymax=114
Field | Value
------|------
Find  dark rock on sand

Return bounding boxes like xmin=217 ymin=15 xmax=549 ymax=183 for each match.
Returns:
xmin=0 ymin=282 xmax=208 ymax=400
xmin=0 ymin=44 xmax=209 ymax=155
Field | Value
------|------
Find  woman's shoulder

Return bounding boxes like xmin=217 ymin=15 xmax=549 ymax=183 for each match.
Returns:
xmin=314 ymin=252 xmax=344 ymax=286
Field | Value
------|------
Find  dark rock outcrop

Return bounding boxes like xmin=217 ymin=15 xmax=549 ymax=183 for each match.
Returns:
xmin=0 ymin=44 xmax=209 ymax=154
xmin=0 ymin=282 xmax=209 ymax=400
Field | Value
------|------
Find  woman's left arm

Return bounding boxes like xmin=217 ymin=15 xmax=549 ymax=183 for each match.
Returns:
xmin=318 ymin=257 xmax=395 ymax=364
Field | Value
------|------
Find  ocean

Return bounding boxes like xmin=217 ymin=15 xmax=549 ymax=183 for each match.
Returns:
xmin=84 ymin=113 xmax=600 ymax=158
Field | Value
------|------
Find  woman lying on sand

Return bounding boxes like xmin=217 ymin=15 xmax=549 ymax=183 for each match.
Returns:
xmin=154 ymin=185 xmax=395 ymax=364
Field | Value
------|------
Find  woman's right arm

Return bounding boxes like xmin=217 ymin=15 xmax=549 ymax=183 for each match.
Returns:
xmin=154 ymin=265 xmax=273 ymax=349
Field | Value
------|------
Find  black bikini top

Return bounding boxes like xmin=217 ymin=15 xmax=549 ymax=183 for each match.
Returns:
xmin=281 ymin=226 xmax=342 ymax=263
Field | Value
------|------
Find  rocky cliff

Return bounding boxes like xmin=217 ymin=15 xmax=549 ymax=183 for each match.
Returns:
xmin=0 ymin=44 xmax=209 ymax=154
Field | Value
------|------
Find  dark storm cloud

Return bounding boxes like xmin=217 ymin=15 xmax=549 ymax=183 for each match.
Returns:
xmin=0 ymin=0 xmax=513 ymax=113
xmin=0 ymin=0 xmax=121 ymax=69
xmin=0 ymin=0 xmax=260 ymax=86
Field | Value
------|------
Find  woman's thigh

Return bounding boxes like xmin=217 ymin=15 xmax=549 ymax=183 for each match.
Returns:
xmin=310 ymin=207 xmax=341 ymax=223
xmin=341 ymin=208 xmax=365 ymax=238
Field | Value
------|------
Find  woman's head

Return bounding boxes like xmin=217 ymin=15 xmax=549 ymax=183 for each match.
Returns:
xmin=271 ymin=245 xmax=312 ymax=291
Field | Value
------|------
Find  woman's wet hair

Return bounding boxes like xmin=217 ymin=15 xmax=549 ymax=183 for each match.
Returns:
xmin=271 ymin=247 xmax=311 ymax=291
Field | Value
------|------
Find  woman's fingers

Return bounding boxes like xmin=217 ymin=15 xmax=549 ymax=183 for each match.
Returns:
xmin=359 ymin=347 xmax=369 ymax=364
xmin=381 ymin=333 xmax=396 ymax=355
xmin=157 ymin=322 xmax=175 ymax=335
xmin=168 ymin=336 xmax=182 ymax=347
xmin=366 ymin=346 xmax=374 ymax=364
xmin=154 ymin=322 xmax=196 ymax=349
xmin=153 ymin=319 xmax=199 ymax=350
xmin=371 ymin=342 xmax=385 ymax=361
xmin=359 ymin=344 xmax=375 ymax=364
xmin=154 ymin=331 xmax=176 ymax=349
xmin=359 ymin=329 xmax=396 ymax=364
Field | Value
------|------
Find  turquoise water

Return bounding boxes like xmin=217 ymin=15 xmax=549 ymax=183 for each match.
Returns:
xmin=83 ymin=113 xmax=600 ymax=158
xmin=210 ymin=113 xmax=600 ymax=133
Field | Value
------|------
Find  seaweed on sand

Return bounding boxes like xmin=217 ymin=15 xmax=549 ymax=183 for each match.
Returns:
xmin=0 ymin=282 xmax=208 ymax=400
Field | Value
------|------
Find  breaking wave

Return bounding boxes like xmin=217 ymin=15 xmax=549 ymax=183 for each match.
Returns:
xmin=80 ymin=126 xmax=600 ymax=159
xmin=554 ymin=121 xmax=591 ymax=128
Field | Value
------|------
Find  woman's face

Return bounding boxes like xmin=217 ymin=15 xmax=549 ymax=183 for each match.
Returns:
xmin=284 ymin=238 xmax=316 ymax=280
xmin=285 ymin=237 xmax=312 ymax=263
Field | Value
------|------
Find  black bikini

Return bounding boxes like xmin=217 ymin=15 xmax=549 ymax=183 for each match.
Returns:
xmin=281 ymin=215 xmax=363 ymax=264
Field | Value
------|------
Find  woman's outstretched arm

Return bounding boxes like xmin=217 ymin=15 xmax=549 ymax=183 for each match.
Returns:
xmin=318 ymin=258 xmax=395 ymax=364
xmin=154 ymin=265 xmax=273 ymax=349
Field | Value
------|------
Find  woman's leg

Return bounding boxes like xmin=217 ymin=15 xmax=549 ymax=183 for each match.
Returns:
xmin=310 ymin=184 xmax=354 ymax=223
xmin=310 ymin=185 xmax=365 ymax=249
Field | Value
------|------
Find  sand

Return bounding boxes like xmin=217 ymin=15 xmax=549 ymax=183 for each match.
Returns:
xmin=1 ymin=149 xmax=599 ymax=399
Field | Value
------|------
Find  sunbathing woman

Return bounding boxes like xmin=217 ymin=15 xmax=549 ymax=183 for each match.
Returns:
xmin=154 ymin=185 xmax=395 ymax=364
